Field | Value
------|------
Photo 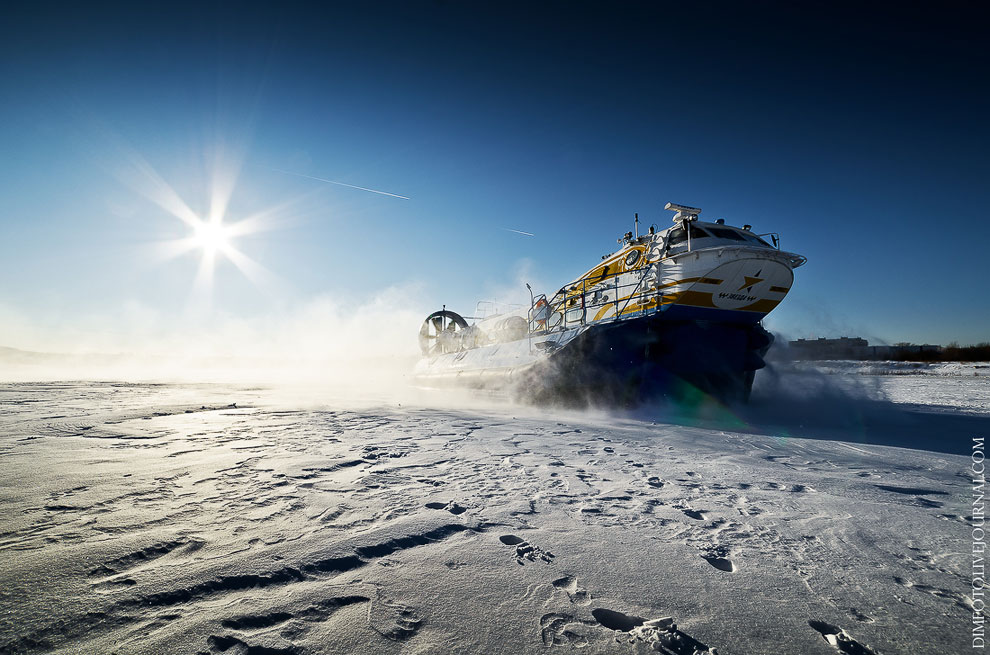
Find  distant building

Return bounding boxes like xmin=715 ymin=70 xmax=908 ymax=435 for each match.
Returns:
xmin=789 ymin=337 xmax=867 ymax=360
xmin=787 ymin=337 xmax=941 ymax=360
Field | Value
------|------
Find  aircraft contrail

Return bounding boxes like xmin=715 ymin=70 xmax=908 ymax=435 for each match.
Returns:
xmin=503 ymin=228 xmax=535 ymax=237
xmin=267 ymin=166 xmax=410 ymax=200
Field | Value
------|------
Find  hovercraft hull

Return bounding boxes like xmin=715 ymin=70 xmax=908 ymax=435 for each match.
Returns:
xmin=414 ymin=314 xmax=773 ymax=406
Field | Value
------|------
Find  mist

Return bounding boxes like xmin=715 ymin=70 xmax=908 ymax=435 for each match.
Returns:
xmin=0 ymin=286 xmax=431 ymax=395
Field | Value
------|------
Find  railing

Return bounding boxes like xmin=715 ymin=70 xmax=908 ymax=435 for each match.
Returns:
xmin=527 ymin=263 xmax=664 ymax=338
xmin=475 ymin=300 xmax=525 ymax=321
xmin=524 ymin=231 xmax=800 ymax=339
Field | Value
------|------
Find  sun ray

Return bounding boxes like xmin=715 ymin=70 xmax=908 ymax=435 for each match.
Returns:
xmin=189 ymin=248 xmax=217 ymax=311
xmin=107 ymin=140 xmax=201 ymax=227
xmin=223 ymin=189 xmax=323 ymax=239
xmin=207 ymin=139 xmax=245 ymax=224
xmin=220 ymin=244 xmax=282 ymax=297
xmin=152 ymin=237 xmax=202 ymax=264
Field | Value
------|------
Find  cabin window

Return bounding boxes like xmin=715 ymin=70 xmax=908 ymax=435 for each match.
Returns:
xmin=625 ymin=250 xmax=640 ymax=266
xmin=708 ymin=227 xmax=747 ymax=241
xmin=741 ymin=233 xmax=772 ymax=246
xmin=668 ymin=225 xmax=711 ymax=247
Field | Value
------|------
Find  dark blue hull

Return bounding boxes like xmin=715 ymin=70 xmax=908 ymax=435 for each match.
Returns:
xmin=519 ymin=314 xmax=773 ymax=406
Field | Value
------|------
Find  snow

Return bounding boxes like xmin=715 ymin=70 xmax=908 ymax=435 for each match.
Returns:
xmin=0 ymin=368 xmax=985 ymax=654
xmin=781 ymin=360 xmax=990 ymax=414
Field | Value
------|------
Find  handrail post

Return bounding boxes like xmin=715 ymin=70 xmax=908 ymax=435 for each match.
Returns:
xmin=614 ymin=275 xmax=619 ymax=320
xmin=526 ymin=284 xmax=534 ymax=353
xmin=581 ymin=279 xmax=587 ymax=326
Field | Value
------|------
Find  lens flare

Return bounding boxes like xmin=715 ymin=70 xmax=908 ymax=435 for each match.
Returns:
xmin=107 ymin=139 xmax=288 ymax=304
xmin=191 ymin=219 xmax=232 ymax=256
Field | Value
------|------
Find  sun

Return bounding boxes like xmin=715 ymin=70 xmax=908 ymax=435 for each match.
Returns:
xmin=191 ymin=219 xmax=232 ymax=256
xmin=119 ymin=142 xmax=290 ymax=302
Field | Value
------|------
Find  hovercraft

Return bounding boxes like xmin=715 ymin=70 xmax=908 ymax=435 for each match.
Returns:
xmin=414 ymin=203 xmax=806 ymax=405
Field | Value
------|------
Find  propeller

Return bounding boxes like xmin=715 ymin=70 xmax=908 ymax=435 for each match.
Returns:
xmin=418 ymin=310 xmax=469 ymax=355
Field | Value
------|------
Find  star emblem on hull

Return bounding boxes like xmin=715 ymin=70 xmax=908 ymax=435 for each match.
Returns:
xmin=738 ymin=269 xmax=763 ymax=293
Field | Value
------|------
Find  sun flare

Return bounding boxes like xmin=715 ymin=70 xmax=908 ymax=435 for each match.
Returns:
xmin=120 ymin=143 xmax=294 ymax=304
xmin=191 ymin=219 xmax=232 ymax=255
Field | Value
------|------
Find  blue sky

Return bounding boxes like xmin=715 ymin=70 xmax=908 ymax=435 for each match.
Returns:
xmin=1 ymin=1 xmax=987 ymax=350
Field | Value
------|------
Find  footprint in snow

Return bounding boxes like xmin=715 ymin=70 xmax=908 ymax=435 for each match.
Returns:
xmin=808 ymin=619 xmax=880 ymax=655
xmin=552 ymin=575 xmax=590 ymax=605
xmin=700 ymin=544 xmax=735 ymax=572
xmin=499 ymin=534 xmax=554 ymax=564
xmin=591 ymin=608 xmax=716 ymax=654
xmin=539 ymin=612 xmax=595 ymax=647
xmin=425 ymin=501 xmax=467 ymax=515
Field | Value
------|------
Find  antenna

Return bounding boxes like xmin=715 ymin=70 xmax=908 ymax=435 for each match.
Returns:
xmin=634 ymin=213 xmax=639 ymax=239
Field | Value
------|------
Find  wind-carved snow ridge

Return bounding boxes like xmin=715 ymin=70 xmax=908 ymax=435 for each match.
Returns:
xmin=0 ymin=380 xmax=980 ymax=653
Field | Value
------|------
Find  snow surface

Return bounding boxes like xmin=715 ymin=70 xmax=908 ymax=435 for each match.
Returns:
xmin=0 ymin=368 xmax=985 ymax=654
xmin=784 ymin=361 xmax=990 ymax=415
